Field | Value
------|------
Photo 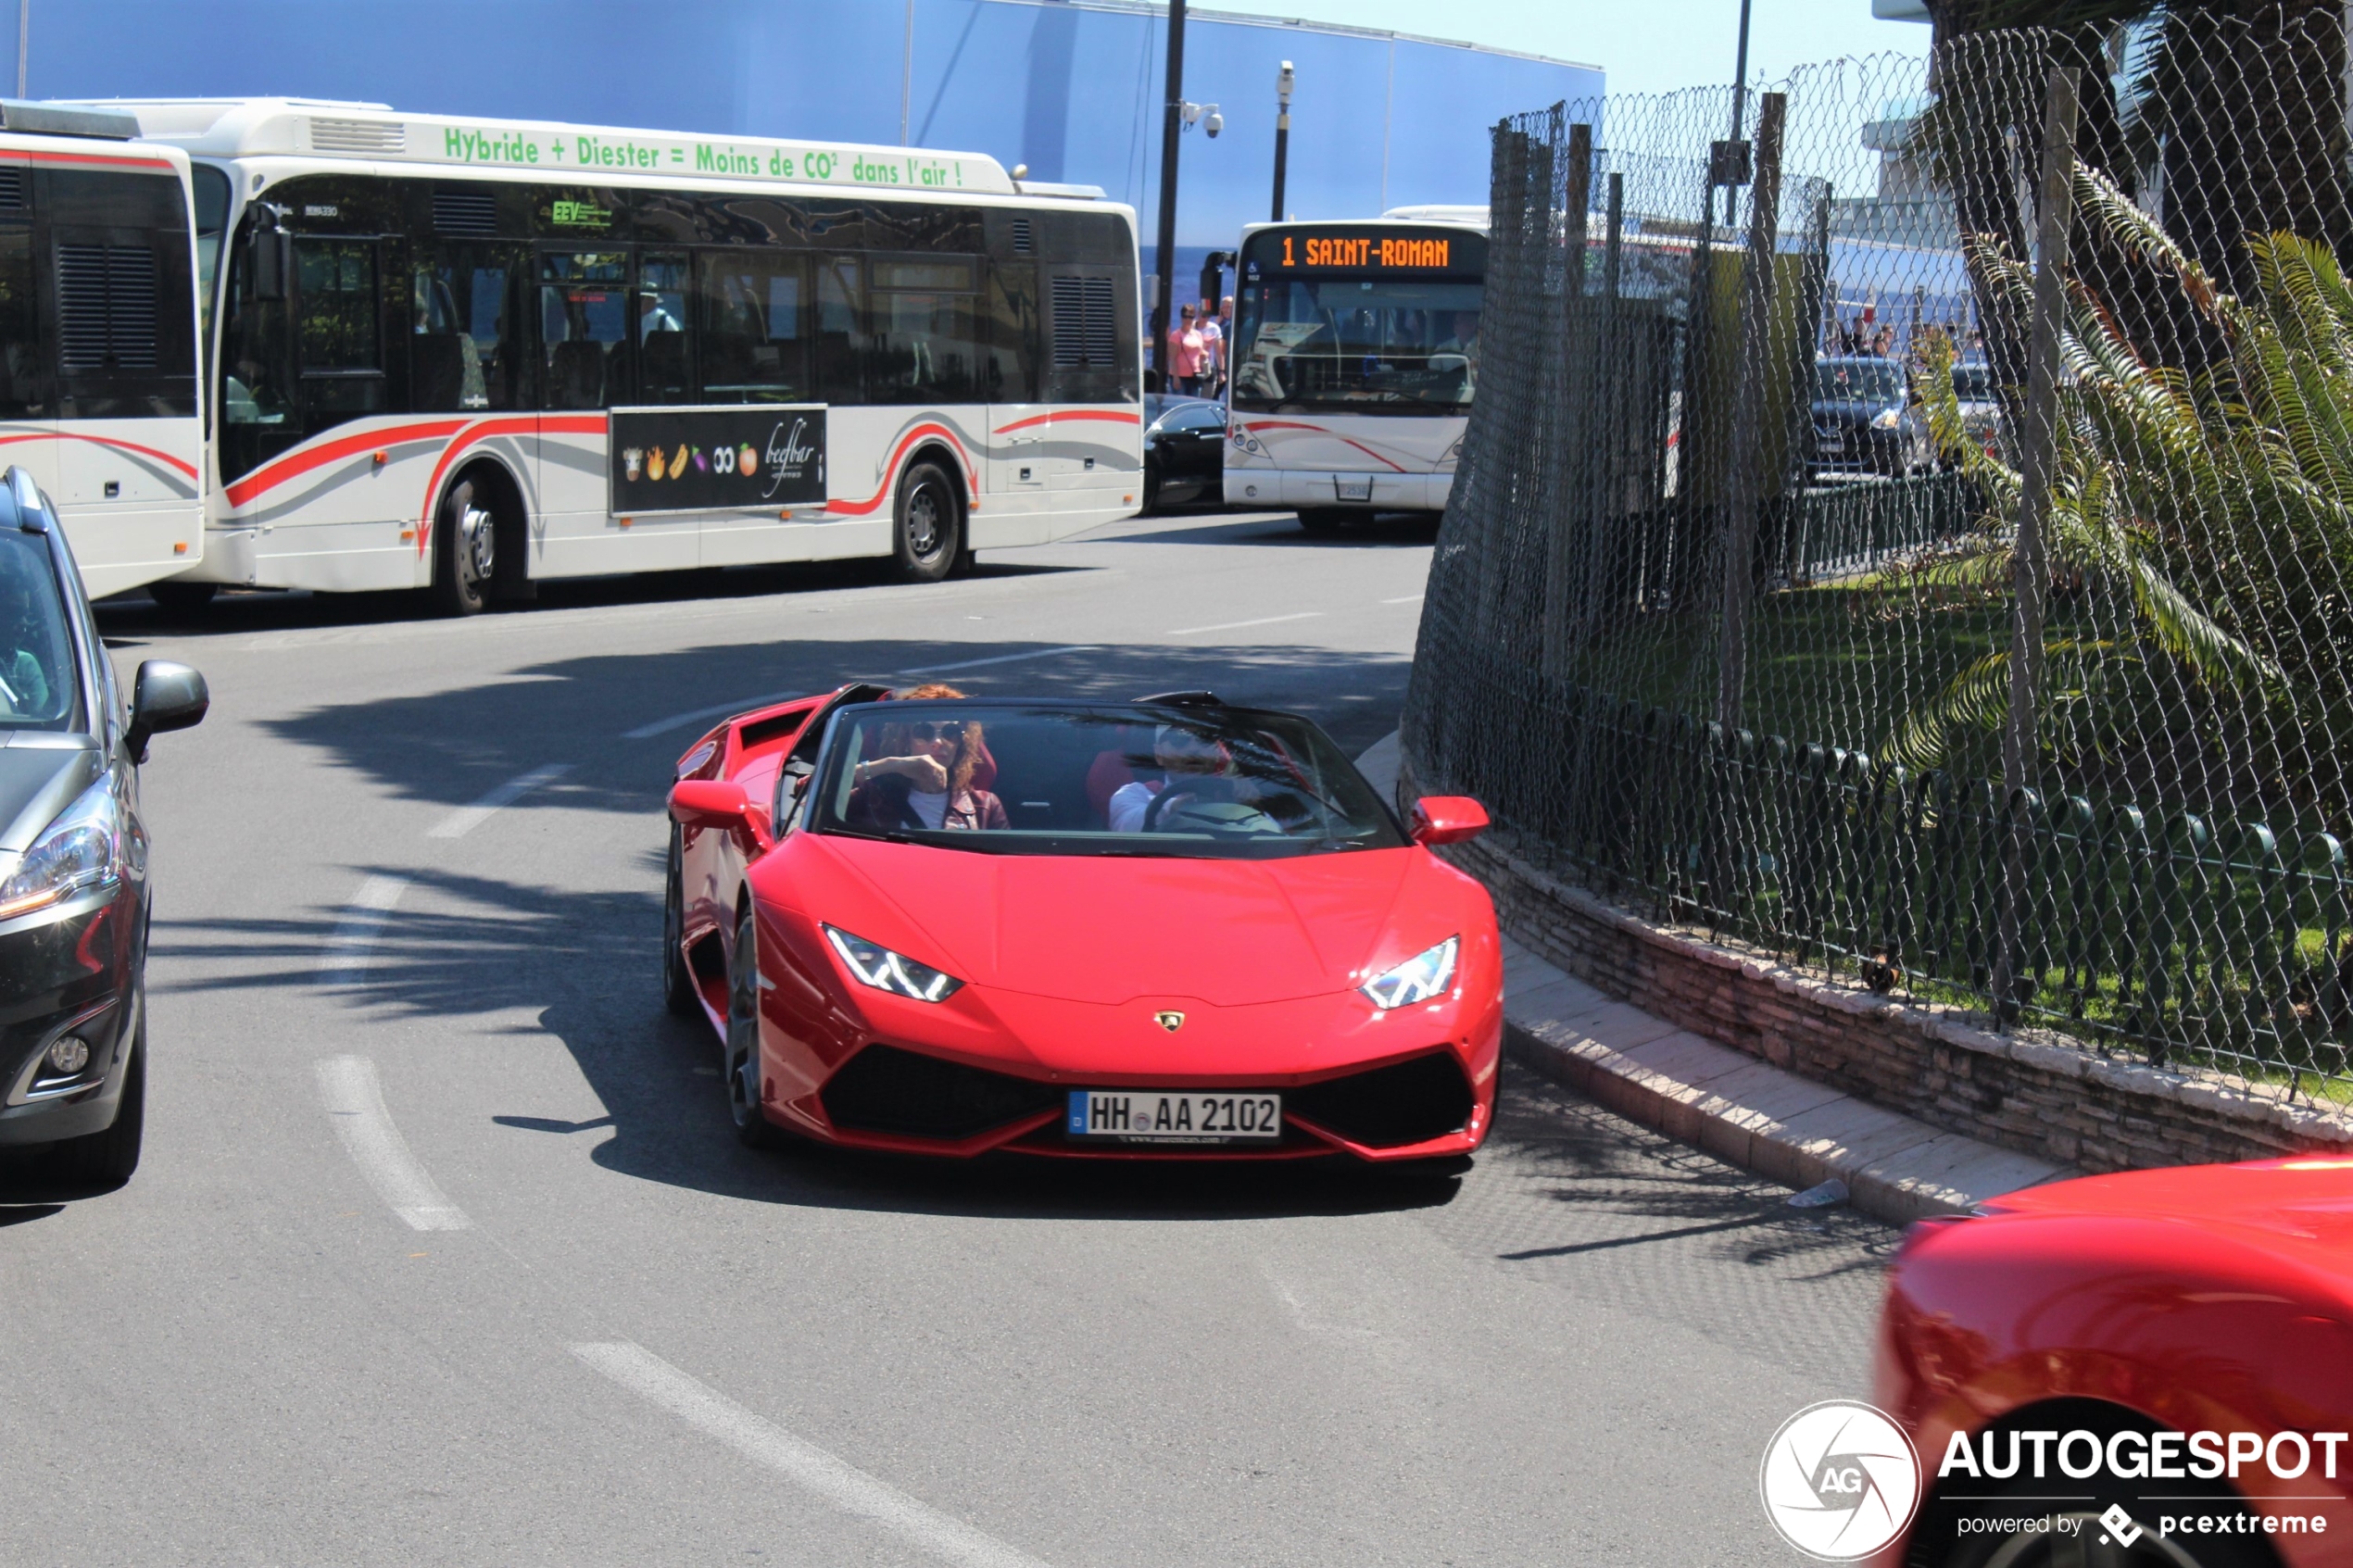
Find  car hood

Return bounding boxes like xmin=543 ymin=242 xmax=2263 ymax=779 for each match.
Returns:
xmin=0 ymin=735 xmax=101 ymax=854
xmin=1811 ymin=399 xmax=1898 ymax=424
xmin=1980 ymin=1158 xmax=2353 ymax=1293
xmin=781 ymin=835 xmax=1463 ymax=1007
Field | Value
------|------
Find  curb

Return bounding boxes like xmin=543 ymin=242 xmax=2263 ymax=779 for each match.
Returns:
xmin=1356 ymin=732 xmax=2077 ymax=1226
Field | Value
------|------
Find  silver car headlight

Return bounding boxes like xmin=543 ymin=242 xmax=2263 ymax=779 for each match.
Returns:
xmin=1360 ymin=936 xmax=1459 ymax=1011
xmin=823 ymin=924 xmax=963 ymax=1002
xmin=1871 ymin=407 xmax=1904 ymax=430
xmin=0 ymin=774 xmax=124 ymax=921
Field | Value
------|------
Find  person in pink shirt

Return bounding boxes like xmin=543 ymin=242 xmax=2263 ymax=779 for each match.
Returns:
xmin=1167 ymin=302 xmax=1206 ymax=395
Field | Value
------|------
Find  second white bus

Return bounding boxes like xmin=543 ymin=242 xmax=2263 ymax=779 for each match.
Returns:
xmin=1223 ymin=209 xmax=1485 ymax=533
xmin=101 ymin=98 xmax=1142 ymax=612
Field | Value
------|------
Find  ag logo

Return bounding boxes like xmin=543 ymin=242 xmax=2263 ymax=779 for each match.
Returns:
xmin=1760 ymin=1399 xmax=1921 ymax=1562
xmin=1152 ymin=1010 xmax=1186 ymax=1033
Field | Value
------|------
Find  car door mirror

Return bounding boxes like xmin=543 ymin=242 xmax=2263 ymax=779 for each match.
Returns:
xmin=1409 ymin=796 xmax=1489 ymax=847
xmin=126 ymin=659 xmax=208 ymax=763
xmin=671 ymin=778 xmax=752 ymax=834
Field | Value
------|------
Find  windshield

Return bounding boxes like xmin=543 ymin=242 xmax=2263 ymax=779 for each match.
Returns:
xmin=1950 ymin=362 xmax=1993 ymax=401
xmin=1816 ymin=359 xmax=1905 ymax=403
xmin=811 ymin=704 xmax=1405 ymax=858
xmin=1229 ymin=278 xmax=1481 ymax=414
xmin=0 ymin=531 xmax=77 ymax=731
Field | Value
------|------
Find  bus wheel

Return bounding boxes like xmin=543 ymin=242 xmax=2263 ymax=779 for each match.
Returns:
xmin=431 ymin=472 xmax=498 ymax=616
xmin=892 ymin=460 xmax=963 ymax=584
xmin=148 ymin=581 xmax=217 ymax=614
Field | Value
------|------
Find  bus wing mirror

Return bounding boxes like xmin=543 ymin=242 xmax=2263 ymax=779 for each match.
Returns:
xmin=246 ymin=230 xmax=291 ymax=302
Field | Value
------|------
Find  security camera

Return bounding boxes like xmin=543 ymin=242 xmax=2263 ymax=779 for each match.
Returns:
xmin=1204 ymin=107 xmax=1223 ymax=138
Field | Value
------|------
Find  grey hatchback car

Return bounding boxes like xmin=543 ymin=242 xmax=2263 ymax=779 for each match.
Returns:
xmin=0 ymin=468 xmax=207 ymax=1185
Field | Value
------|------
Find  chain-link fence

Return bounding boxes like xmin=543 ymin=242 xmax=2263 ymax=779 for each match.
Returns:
xmin=1403 ymin=10 xmax=2353 ymax=1097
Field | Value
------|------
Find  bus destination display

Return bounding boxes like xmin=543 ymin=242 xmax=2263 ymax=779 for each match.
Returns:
xmin=1243 ymin=228 xmax=1485 ymax=278
xmin=610 ymin=406 xmax=827 ymax=514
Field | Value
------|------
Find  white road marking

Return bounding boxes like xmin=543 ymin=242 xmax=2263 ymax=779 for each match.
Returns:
xmin=1164 ymin=610 xmax=1324 ymax=635
xmin=427 ymin=762 xmax=574 ymax=839
xmin=623 ymin=694 xmax=800 ymax=741
xmin=317 ymin=874 xmax=410 ymax=985
xmin=315 ymin=1056 xmax=472 ymax=1232
xmin=570 ymin=1341 xmax=1053 ymax=1568
xmin=1382 ymin=593 xmax=1425 ymax=605
xmin=895 ymin=644 xmax=1096 ymax=676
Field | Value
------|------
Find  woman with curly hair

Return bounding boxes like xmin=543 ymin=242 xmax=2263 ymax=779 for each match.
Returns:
xmin=843 ymin=682 xmax=1009 ymax=832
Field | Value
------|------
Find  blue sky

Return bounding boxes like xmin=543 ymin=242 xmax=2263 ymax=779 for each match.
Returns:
xmin=1190 ymin=0 xmax=1926 ymax=98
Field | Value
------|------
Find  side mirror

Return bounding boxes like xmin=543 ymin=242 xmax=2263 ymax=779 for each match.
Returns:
xmin=670 ymin=777 xmax=750 ymax=832
xmin=126 ymin=659 xmax=208 ymax=763
xmin=245 ymin=227 xmax=291 ymax=302
xmin=1409 ymin=796 xmax=1489 ymax=847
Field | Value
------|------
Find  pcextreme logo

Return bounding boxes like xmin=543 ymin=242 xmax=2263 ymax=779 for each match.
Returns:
xmin=1760 ymin=1400 xmax=1923 ymax=1562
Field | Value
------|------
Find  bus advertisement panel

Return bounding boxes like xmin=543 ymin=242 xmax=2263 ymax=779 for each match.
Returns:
xmin=1224 ymin=214 xmax=1486 ymax=532
xmin=99 ymin=100 xmax=1140 ymax=613
xmin=0 ymin=104 xmax=204 ymax=598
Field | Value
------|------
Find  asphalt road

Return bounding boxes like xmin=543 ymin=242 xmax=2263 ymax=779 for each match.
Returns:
xmin=4 ymin=508 xmax=1896 ymax=1566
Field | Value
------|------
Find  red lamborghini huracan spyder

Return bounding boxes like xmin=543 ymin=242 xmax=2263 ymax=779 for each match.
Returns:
xmin=661 ymin=684 xmax=1501 ymax=1160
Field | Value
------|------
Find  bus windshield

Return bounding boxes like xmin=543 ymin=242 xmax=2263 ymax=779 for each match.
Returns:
xmin=1230 ymin=277 xmax=1481 ymax=414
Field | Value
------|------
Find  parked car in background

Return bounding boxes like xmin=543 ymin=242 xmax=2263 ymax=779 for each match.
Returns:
xmin=1142 ymin=394 xmax=1228 ymax=512
xmin=1946 ymin=357 xmax=2003 ymax=460
xmin=1809 ymin=356 xmax=1931 ymax=480
xmin=0 ymin=470 xmax=208 ymax=1185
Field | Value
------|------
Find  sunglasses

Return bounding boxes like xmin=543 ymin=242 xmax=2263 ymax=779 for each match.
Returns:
xmin=907 ymin=721 xmax=959 ymax=741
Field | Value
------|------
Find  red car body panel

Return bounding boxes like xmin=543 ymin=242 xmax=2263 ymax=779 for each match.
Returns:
xmin=1872 ymin=1159 xmax=2353 ymax=1566
xmin=667 ymin=690 xmax=1502 ymax=1161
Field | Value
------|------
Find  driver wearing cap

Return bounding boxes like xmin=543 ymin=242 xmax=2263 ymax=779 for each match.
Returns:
xmin=1108 ymin=725 xmax=1234 ymax=833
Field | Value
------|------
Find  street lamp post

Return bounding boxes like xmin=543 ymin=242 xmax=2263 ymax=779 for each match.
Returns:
xmin=1722 ymin=0 xmax=1753 ymax=226
xmin=1271 ymin=59 xmax=1293 ymax=223
xmin=1150 ymin=0 xmax=1189 ymax=387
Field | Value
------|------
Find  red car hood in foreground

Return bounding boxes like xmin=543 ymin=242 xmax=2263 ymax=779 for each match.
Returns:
xmin=779 ymin=834 xmax=1461 ymax=1007
xmin=1973 ymin=1157 xmax=2353 ymax=1294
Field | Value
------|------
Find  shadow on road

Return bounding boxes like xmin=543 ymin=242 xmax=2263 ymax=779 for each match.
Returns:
xmin=151 ymin=859 xmax=1461 ymax=1223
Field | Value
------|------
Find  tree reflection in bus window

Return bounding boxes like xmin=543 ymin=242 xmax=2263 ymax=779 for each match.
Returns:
xmin=412 ymin=252 xmax=513 ymax=410
xmin=637 ymin=253 xmax=691 ymax=404
xmin=698 ymin=251 xmax=805 ymax=403
xmin=870 ymin=256 xmax=977 ymax=404
xmin=296 ymin=240 xmax=379 ymax=371
xmin=540 ymin=250 xmax=629 ymax=410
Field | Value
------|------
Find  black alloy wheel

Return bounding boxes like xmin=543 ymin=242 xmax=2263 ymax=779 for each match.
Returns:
xmin=430 ymin=471 xmax=499 ymax=616
xmin=725 ymin=908 xmax=784 ymax=1148
xmin=891 ymin=459 xmax=963 ymax=583
xmin=49 ymin=994 xmax=145 ymax=1185
xmin=662 ymin=824 xmax=698 ymax=1018
xmin=1141 ymin=458 xmax=1163 ymax=515
xmin=1298 ymin=508 xmax=1348 ymax=533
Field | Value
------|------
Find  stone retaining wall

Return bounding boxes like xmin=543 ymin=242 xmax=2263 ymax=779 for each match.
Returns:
xmin=1403 ymin=751 xmax=2353 ymax=1173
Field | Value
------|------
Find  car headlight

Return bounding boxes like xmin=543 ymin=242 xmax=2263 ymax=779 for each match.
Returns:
xmin=0 ymin=774 xmax=124 ymax=921
xmin=1360 ymin=936 xmax=1458 ymax=1010
xmin=1871 ymin=408 xmax=1904 ymax=430
xmin=823 ymin=924 xmax=963 ymax=1002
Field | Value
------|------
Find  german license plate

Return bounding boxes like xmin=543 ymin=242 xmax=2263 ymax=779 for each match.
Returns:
xmin=1334 ymin=477 xmax=1372 ymax=502
xmin=1065 ymin=1090 xmax=1282 ymax=1144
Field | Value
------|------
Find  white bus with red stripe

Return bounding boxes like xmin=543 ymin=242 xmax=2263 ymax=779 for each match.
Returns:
xmin=0 ymin=102 xmax=204 ymax=598
xmin=1223 ymin=211 xmax=1484 ymax=533
xmin=97 ymin=98 xmax=1139 ymax=612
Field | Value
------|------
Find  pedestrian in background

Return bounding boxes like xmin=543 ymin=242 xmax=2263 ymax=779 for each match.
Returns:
xmin=1195 ymin=299 xmax=1224 ymax=399
xmin=1168 ymin=303 xmax=1205 ymax=396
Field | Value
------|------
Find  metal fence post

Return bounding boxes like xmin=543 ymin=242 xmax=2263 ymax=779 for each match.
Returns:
xmin=1542 ymin=121 xmax=1594 ymax=682
xmin=1993 ymin=66 xmax=2081 ymax=1022
xmin=1715 ymin=91 xmax=1785 ymax=733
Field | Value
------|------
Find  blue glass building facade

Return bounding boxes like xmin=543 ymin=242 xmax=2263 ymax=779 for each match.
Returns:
xmin=10 ymin=0 xmax=1600 ymax=272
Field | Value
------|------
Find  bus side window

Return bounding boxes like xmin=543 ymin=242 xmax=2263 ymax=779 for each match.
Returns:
xmin=697 ymin=250 xmax=805 ymax=403
xmin=295 ymin=237 xmax=387 ymax=420
xmin=982 ymin=259 xmax=1038 ymax=404
xmin=815 ymin=254 xmax=862 ymax=407
xmin=0 ymin=232 xmax=43 ymax=417
xmin=412 ymin=245 xmax=517 ymax=411
xmin=539 ymin=249 xmax=631 ymax=410
xmin=867 ymin=255 xmax=980 ymax=406
xmin=636 ymin=252 xmax=691 ymax=405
